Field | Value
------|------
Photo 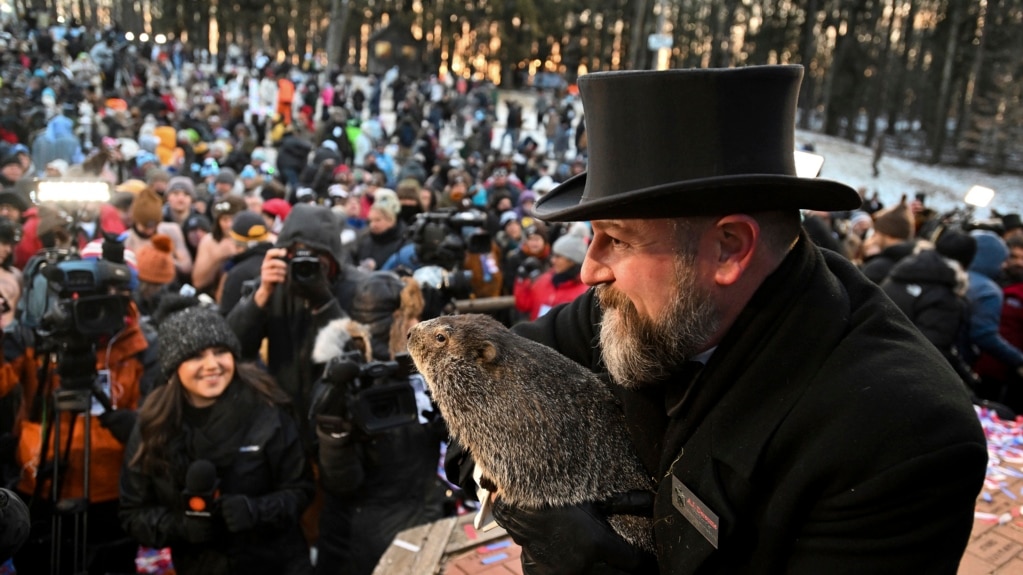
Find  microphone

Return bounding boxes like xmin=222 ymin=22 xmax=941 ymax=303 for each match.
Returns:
xmin=183 ymin=460 xmax=219 ymax=517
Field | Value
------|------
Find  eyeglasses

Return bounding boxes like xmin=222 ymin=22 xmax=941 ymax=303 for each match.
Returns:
xmin=493 ymin=169 xmax=508 ymax=177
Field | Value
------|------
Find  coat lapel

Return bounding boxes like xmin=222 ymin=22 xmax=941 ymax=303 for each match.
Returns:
xmin=653 ymin=236 xmax=854 ymax=571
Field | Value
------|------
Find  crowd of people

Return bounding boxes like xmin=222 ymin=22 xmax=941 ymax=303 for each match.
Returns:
xmin=0 ymin=13 xmax=596 ymax=575
xmin=0 ymin=11 xmax=1014 ymax=575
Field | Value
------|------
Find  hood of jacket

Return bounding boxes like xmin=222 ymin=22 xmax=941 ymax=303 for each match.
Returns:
xmin=45 ymin=114 xmax=75 ymax=140
xmin=276 ymin=203 xmax=343 ymax=266
xmin=968 ymin=230 xmax=1008 ymax=280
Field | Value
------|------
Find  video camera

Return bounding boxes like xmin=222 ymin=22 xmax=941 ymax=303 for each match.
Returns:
xmin=41 ymin=258 xmax=133 ymax=338
xmin=314 ymin=352 xmax=424 ymax=436
xmin=407 ymin=208 xmax=491 ymax=300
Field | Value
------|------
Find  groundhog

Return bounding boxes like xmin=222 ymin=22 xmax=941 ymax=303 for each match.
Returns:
xmin=407 ymin=313 xmax=654 ymax=551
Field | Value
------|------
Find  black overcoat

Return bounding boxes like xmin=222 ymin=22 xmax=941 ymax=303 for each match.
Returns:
xmin=515 ymin=234 xmax=986 ymax=574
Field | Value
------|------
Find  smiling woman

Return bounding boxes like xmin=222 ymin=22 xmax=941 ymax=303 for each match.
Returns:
xmin=119 ymin=304 xmax=315 ymax=575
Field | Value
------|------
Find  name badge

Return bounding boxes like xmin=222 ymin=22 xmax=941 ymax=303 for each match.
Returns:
xmin=672 ymin=476 xmax=720 ymax=549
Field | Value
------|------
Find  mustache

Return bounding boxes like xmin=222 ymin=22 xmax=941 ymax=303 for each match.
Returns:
xmin=595 ymin=284 xmax=632 ymax=311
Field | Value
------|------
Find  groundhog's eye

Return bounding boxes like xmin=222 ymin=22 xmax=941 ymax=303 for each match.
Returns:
xmin=435 ymin=332 xmax=447 ymax=344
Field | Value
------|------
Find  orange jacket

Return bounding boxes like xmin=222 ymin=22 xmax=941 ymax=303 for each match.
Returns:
xmin=11 ymin=307 xmax=150 ymax=503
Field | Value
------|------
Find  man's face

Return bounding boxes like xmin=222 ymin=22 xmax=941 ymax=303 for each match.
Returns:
xmin=586 ymin=218 xmax=719 ymax=387
xmin=167 ymin=189 xmax=191 ymax=212
xmin=1 ymin=163 xmax=23 ymax=182
xmin=0 ymin=204 xmax=22 ymax=221
xmin=1005 ymin=246 xmax=1023 ymax=282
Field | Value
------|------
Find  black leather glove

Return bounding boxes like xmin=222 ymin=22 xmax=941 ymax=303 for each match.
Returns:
xmin=178 ymin=514 xmax=216 ymax=544
xmin=219 ymin=495 xmax=257 ymax=533
xmin=516 ymin=257 xmax=543 ymax=280
xmin=492 ymin=495 xmax=656 ymax=575
xmin=98 ymin=409 xmax=137 ymax=444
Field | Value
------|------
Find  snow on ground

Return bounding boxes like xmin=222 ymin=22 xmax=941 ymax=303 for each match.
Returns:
xmin=796 ymin=129 xmax=1023 ymax=218
xmin=488 ymin=88 xmax=1023 ymax=219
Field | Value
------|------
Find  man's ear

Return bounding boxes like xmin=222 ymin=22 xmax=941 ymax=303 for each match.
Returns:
xmin=711 ymin=215 xmax=759 ymax=287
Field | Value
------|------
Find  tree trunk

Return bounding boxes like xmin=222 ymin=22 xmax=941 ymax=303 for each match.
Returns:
xmin=928 ymin=0 xmax=965 ymax=164
xmin=627 ymin=0 xmax=650 ymax=70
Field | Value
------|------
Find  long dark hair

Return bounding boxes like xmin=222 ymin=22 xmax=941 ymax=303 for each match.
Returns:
xmin=130 ymin=362 xmax=290 ymax=474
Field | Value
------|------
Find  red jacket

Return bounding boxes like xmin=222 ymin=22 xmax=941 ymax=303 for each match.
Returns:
xmin=514 ymin=270 xmax=588 ymax=321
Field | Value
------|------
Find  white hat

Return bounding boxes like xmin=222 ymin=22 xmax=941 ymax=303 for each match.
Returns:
xmin=552 ymin=234 xmax=588 ymax=265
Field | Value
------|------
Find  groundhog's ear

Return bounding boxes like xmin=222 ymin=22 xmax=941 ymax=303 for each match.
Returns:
xmin=480 ymin=341 xmax=498 ymax=363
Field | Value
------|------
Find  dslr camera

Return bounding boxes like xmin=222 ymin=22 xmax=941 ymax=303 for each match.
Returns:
xmin=286 ymin=248 xmax=323 ymax=285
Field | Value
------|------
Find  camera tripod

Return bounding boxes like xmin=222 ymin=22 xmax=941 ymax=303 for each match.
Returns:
xmin=35 ymin=344 xmax=112 ymax=575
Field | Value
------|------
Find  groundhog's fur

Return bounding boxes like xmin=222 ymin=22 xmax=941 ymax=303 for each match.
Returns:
xmin=407 ymin=314 xmax=654 ymax=550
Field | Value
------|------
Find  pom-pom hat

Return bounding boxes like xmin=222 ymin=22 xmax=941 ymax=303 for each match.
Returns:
xmin=533 ymin=66 xmax=861 ymax=222
xmin=136 ymin=234 xmax=176 ymax=284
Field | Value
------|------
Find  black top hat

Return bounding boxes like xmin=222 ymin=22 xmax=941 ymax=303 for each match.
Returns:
xmin=533 ymin=66 xmax=862 ymax=222
xmin=1002 ymin=213 xmax=1022 ymax=233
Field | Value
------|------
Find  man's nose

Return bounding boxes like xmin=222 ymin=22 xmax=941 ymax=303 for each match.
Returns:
xmin=580 ymin=253 xmax=612 ymax=286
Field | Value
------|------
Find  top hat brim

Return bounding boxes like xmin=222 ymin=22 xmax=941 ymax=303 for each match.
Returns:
xmin=533 ymin=172 xmax=863 ymax=222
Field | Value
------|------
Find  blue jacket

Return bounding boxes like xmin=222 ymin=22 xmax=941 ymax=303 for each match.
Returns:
xmin=966 ymin=230 xmax=1023 ymax=367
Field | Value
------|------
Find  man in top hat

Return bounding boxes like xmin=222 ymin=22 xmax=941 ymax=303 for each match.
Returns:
xmin=464 ymin=66 xmax=986 ymax=573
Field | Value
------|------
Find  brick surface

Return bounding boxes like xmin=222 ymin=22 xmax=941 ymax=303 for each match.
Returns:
xmin=442 ymin=537 xmax=522 ymax=575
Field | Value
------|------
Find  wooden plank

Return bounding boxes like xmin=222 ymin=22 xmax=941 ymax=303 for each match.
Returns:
xmin=373 ymin=516 xmax=458 ymax=575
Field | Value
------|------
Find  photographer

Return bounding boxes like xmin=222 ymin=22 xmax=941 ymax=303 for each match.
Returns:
xmin=4 ymin=241 xmax=159 ymax=574
xmin=120 ymin=305 xmax=314 ymax=574
xmin=311 ymin=272 xmax=447 ymax=575
xmin=226 ymin=203 xmax=368 ymax=448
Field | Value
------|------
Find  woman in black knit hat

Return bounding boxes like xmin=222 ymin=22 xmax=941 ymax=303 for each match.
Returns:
xmin=118 ymin=305 xmax=314 ymax=575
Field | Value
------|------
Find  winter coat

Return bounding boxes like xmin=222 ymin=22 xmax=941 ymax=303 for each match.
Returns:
xmin=276 ymin=133 xmax=313 ymax=178
xmin=31 ymin=114 xmax=83 ymax=174
xmin=226 ymin=205 xmax=368 ymax=449
xmin=514 ymin=267 xmax=588 ymax=321
xmin=7 ymin=304 xmax=158 ymax=503
xmin=965 ymin=231 xmax=1023 ymax=368
xmin=975 ymin=282 xmax=1023 ymax=382
xmin=310 ymin=315 xmax=447 ymax=575
xmin=119 ymin=380 xmax=314 ymax=575
xmin=860 ymin=239 xmax=916 ymax=284
xmin=882 ymin=248 xmax=969 ymax=354
xmin=352 ymin=221 xmax=407 ymax=272
xmin=219 ymin=242 xmax=272 ymax=317
xmin=514 ymin=234 xmax=986 ymax=573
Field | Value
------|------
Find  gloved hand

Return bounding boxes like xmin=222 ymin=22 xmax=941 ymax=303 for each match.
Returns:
xmin=516 ymin=257 xmax=543 ymax=280
xmin=178 ymin=514 xmax=216 ymax=544
xmin=98 ymin=409 xmax=136 ymax=444
xmin=219 ymin=495 xmax=257 ymax=533
xmin=492 ymin=494 xmax=656 ymax=575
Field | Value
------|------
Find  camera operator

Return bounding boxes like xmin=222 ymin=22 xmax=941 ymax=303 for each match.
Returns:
xmin=3 ymin=240 xmax=160 ymax=574
xmin=226 ymin=203 xmax=368 ymax=450
xmin=310 ymin=272 xmax=447 ymax=575
xmin=119 ymin=305 xmax=315 ymax=575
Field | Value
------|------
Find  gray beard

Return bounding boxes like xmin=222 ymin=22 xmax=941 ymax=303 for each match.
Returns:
xmin=596 ymin=262 xmax=719 ymax=389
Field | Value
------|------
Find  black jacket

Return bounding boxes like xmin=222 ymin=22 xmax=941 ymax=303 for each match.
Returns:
xmin=219 ymin=243 xmax=272 ymax=317
xmin=351 ymin=221 xmax=407 ymax=271
xmin=119 ymin=381 xmax=315 ymax=575
xmin=226 ymin=204 xmax=368 ymax=449
xmin=515 ymin=235 xmax=986 ymax=574
xmin=861 ymin=240 xmax=917 ymax=284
